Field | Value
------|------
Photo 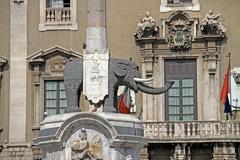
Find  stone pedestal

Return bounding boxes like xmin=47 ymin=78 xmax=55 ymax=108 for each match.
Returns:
xmin=36 ymin=112 xmax=147 ymax=160
xmin=212 ymin=143 xmax=237 ymax=160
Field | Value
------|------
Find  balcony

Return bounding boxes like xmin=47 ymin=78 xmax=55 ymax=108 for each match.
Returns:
xmin=45 ymin=8 xmax=71 ymax=24
xmin=143 ymin=121 xmax=240 ymax=143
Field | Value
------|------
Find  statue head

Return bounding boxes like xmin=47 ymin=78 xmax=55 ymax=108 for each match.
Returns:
xmin=145 ymin=11 xmax=150 ymax=17
xmin=208 ymin=10 xmax=213 ymax=15
xmin=79 ymin=128 xmax=87 ymax=140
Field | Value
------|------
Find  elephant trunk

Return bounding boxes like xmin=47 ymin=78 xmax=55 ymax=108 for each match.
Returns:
xmin=136 ymin=81 xmax=174 ymax=95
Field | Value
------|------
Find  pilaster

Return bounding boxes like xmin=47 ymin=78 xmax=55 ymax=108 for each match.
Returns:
xmin=9 ymin=0 xmax=27 ymax=143
xmin=202 ymin=40 xmax=221 ymax=120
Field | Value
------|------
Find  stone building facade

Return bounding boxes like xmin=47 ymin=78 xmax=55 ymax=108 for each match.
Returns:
xmin=0 ymin=0 xmax=240 ymax=159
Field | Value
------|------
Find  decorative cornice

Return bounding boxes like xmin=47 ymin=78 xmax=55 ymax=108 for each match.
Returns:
xmin=27 ymin=46 xmax=82 ymax=66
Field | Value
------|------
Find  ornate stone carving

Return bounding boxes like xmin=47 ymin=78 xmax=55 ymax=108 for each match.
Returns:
xmin=70 ymin=128 xmax=103 ymax=160
xmin=166 ymin=11 xmax=192 ymax=50
xmin=134 ymin=11 xmax=159 ymax=40
xmin=13 ymin=0 xmax=24 ymax=5
xmin=83 ymin=49 xmax=109 ymax=104
xmin=49 ymin=56 xmax=68 ymax=72
xmin=232 ymin=72 xmax=240 ymax=84
xmin=202 ymin=52 xmax=219 ymax=76
xmin=200 ymin=10 xmax=227 ymax=37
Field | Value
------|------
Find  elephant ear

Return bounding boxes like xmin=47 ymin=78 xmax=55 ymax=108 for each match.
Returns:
xmin=113 ymin=62 xmax=129 ymax=77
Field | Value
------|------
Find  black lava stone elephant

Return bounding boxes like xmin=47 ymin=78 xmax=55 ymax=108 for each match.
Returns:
xmin=64 ymin=58 xmax=174 ymax=113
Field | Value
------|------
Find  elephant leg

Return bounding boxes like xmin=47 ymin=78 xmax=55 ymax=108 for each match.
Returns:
xmin=64 ymin=80 xmax=81 ymax=113
xmin=103 ymin=87 xmax=118 ymax=112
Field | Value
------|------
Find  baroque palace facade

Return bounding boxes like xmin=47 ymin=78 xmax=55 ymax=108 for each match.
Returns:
xmin=0 ymin=0 xmax=240 ymax=159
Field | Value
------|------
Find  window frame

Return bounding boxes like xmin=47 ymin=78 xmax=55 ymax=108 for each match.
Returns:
xmin=167 ymin=0 xmax=193 ymax=6
xmin=40 ymin=76 xmax=64 ymax=118
xmin=44 ymin=80 xmax=67 ymax=116
xmin=39 ymin=0 xmax=78 ymax=31
xmin=164 ymin=59 xmax=197 ymax=121
xmin=160 ymin=0 xmax=200 ymax=12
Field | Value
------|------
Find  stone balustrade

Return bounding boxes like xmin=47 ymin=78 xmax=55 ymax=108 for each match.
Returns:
xmin=143 ymin=121 xmax=240 ymax=143
xmin=46 ymin=8 xmax=71 ymax=23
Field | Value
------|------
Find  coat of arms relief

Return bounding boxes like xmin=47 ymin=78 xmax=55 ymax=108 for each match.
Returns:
xmin=162 ymin=11 xmax=198 ymax=51
xmin=166 ymin=11 xmax=194 ymax=51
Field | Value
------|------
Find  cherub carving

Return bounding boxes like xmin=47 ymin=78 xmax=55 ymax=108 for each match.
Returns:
xmin=134 ymin=11 xmax=159 ymax=39
xmin=200 ymin=10 xmax=227 ymax=36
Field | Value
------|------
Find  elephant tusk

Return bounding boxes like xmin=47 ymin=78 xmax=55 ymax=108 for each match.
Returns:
xmin=133 ymin=77 xmax=153 ymax=82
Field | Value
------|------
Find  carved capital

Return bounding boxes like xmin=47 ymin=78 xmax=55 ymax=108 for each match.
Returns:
xmin=203 ymin=52 xmax=219 ymax=76
xmin=13 ymin=0 xmax=24 ymax=5
xmin=141 ymin=51 xmax=158 ymax=77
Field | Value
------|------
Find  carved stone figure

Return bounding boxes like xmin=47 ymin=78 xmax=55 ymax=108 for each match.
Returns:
xmin=134 ymin=11 xmax=159 ymax=40
xmin=167 ymin=11 xmax=192 ymax=50
xmin=64 ymin=57 xmax=174 ymax=113
xmin=70 ymin=128 xmax=103 ymax=160
xmin=71 ymin=128 xmax=90 ymax=160
xmin=200 ymin=10 xmax=227 ymax=36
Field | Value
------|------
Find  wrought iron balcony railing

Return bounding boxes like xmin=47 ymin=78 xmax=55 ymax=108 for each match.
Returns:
xmin=143 ymin=121 xmax=240 ymax=143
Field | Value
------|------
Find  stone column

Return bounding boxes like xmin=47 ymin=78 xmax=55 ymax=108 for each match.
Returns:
xmin=9 ymin=0 xmax=28 ymax=143
xmin=86 ymin=0 xmax=106 ymax=50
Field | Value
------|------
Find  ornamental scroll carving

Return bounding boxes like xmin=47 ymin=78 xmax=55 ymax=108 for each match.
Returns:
xmin=134 ymin=11 xmax=159 ymax=40
xmin=200 ymin=10 xmax=227 ymax=37
xmin=13 ymin=0 xmax=24 ymax=5
xmin=166 ymin=11 xmax=193 ymax=51
xmin=70 ymin=128 xmax=103 ymax=160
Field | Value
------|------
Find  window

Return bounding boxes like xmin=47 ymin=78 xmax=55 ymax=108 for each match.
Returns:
xmin=160 ymin=0 xmax=200 ymax=12
xmin=167 ymin=0 xmax=192 ymax=5
xmin=165 ymin=59 xmax=197 ymax=121
xmin=46 ymin=0 xmax=70 ymax=8
xmin=44 ymin=81 xmax=67 ymax=116
xmin=39 ymin=0 xmax=78 ymax=31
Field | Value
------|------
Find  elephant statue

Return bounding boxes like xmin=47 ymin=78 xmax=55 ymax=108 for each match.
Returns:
xmin=64 ymin=58 xmax=174 ymax=113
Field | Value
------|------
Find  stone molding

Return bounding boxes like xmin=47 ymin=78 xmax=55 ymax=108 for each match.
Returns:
xmin=39 ymin=0 xmax=78 ymax=31
xmin=160 ymin=0 xmax=200 ymax=12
